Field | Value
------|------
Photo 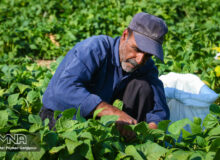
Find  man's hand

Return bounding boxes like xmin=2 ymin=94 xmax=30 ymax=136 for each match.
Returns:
xmin=95 ymin=101 xmax=137 ymax=140
xmin=148 ymin=122 xmax=158 ymax=129
xmin=95 ymin=101 xmax=137 ymax=125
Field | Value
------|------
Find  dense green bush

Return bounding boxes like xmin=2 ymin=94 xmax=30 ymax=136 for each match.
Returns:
xmin=0 ymin=0 xmax=219 ymax=92
xmin=0 ymin=1 xmax=220 ymax=159
xmin=0 ymin=99 xmax=220 ymax=159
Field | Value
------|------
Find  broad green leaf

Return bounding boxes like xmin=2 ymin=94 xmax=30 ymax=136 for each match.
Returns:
xmin=136 ymin=141 xmax=167 ymax=160
xmin=125 ymin=145 xmax=144 ymax=160
xmin=28 ymin=114 xmax=42 ymax=124
xmin=208 ymin=126 xmax=220 ymax=136
xmin=98 ymin=141 xmax=112 ymax=156
xmin=93 ymin=107 xmax=105 ymax=120
xmin=190 ymin=123 xmax=202 ymax=135
xmin=8 ymin=93 xmax=19 ymax=106
xmin=168 ymin=119 xmax=191 ymax=137
xmin=29 ymin=123 xmax=43 ymax=133
xmin=27 ymin=90 xmax=39 ymax=103
xmin=112 ymin=141 xmax=125 ymax=152
xmin=49 ymin=144 xmax=66 ymax=154
xmin=44 ymin=132 xmax=58 ymax=149
xmin=158 ymin=120 xmax=171 ymax=132
xmin=0 ymin=110 xmax=8 ymax=130
xmin=6 ymin=107 xmax=19 ymax=126
xmin=81 ymin=140 xmax=94 ymax=160
xmin=203 ymin=114 xmax=218 ymax=129
xmin=76 ymin=107 xmax=86 ymax=123
xmin=65 ymin=139 xmax=83 ymax=155
xmin=194 ymin=117 xmax=202 ymax=125
xmin=147 ymin=128 xmax=165 ymax=140
xmin=165 ymin=150 xmax=192 ymax=160
xmin=26 ymin=65 xmax=34 ymax=71
xmin=182 ymin=129 xmax=191 ymax=138
xmin=62 ymin=108 xmax=76 ymax=119
xmin=0 ymin=152 xmax=6 ymax=158
xmin=189 ymin=152 xmax=205 ymax=160
xmin=55 ymin=118 xmax=77 ymax=132
xmin=196 ymin=136 xmax=206 ymax=147
xmin=134 ymin=121 xmax=149 ymax=134
xmin=17 ymin=83 xmax=30 ymax=93
xmin=54 ymin=110 xmax=62 ymax=119
xmin=115 ymin=151 xmax=130 ymax=160
xmin=30 ymin=44 xmax=37 ymax=49
xmin=60 ymin=131 xmax=78 ymax=141
xmin=209 ymin=138 xmax=220 ymax=152
xmin=205 ymin=152 xmax=216 ymax=160
xmin=12 ymin=147 xmax=45 ymax=160
xmin=100 ymin=115 xmax=118 ymax=126
xmin=79 ymin=132 xmax=93 ymax=141
xmin=7 ymin=82 xmax=18 ymax=93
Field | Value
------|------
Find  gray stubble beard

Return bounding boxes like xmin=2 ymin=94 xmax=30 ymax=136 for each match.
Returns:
xmin=121 ymin=59 xmax=139 ymax=73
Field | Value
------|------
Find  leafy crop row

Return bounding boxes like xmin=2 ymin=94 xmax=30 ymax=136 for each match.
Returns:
xmin=0 ymin=102 xmax=220 ymax=160
xmin=0 ymin=0 xmax=220 ymax=159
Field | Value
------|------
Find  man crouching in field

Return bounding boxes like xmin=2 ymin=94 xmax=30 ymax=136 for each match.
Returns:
xmin=40 ymin=12 xmax=170 ymax=139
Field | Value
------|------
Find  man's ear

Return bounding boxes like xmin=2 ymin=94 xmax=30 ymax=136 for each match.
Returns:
xmin=121 ymin=29 xmax=129 ymax=41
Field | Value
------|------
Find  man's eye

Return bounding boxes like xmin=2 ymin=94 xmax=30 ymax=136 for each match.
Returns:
xmin=131 ymin=46 xmax=136 ymax=51
xmin=135 ymin=48 xmax=139 ymax=52
xmin=132 ymin=47 xmax=141 ymax=52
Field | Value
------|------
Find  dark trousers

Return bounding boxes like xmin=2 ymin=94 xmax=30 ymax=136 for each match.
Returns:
xmin=115 ymin=79 xmax=154 ymax=122
xmin=39 ymin=79 xmax=154 ymax=129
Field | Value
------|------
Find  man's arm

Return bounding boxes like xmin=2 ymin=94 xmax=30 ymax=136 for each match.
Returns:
xmin=43 ymin=38 xmax=108 ymax=116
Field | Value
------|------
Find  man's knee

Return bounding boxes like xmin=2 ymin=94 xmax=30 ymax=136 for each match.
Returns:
xmin=122 ymin=79 xmax=154 ymax=122
xmin=127 ymin=79 xmax=153 ymax=97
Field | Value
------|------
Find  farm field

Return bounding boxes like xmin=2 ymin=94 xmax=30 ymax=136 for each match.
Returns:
xmin=0 ymin=0 xmax=220 ymax=159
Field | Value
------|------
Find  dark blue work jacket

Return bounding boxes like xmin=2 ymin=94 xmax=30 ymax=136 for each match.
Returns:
xmin=42 ymin=35 xmax=170 ymax=124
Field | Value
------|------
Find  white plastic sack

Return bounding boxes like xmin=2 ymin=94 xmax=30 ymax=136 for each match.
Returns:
xmin=159 ymin=72 xmax=219 ymax=131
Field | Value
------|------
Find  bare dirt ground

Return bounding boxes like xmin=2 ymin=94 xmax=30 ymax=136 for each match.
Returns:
xmin=36 ymin=60 xmax=55 ymax=68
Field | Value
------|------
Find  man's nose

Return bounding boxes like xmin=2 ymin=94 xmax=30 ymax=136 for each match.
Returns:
xmin=136 ymin=53 xmax=146 ymax=65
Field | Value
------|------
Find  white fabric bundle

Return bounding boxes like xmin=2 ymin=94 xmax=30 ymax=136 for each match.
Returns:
xmin=159 ymin=72 xmax=219 ymax=131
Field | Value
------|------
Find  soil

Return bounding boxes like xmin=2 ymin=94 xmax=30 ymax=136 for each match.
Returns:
xmin=36 ymin=60 xmax=55 ymax=68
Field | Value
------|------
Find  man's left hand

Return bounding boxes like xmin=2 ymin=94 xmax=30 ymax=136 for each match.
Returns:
xmin=148 ymin=122 xmax=157 ymax=129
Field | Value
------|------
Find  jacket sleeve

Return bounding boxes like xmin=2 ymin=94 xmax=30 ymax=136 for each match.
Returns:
xmin=51 ymin=44 xmax=105 ymax=117
xmin=140 ymin=59 xmax=170 ymax=124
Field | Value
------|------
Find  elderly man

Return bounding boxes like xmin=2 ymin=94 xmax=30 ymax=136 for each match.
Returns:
xmin=40 ymin=12 xmax=170 ymax=136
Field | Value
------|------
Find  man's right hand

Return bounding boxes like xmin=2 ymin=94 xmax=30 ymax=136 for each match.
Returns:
xmin=95 ymin=101 xmax=137 ymax=140
xmin=95 ymin=101 xmax=137 ymax=124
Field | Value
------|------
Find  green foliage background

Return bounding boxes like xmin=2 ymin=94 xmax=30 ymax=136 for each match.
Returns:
xmin=0 ymin=0 xmax=220 ymax=159
xmin=0 ymin=0 xmax=220 ymax=93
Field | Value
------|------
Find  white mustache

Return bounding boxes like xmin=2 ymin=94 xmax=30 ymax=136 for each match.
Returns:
xmin=126 ymin=59 xmax=140 ymax=68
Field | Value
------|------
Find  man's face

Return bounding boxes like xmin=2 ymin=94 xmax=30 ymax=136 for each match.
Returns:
xmin=119 ymin=29 xmax=152 ymax=73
